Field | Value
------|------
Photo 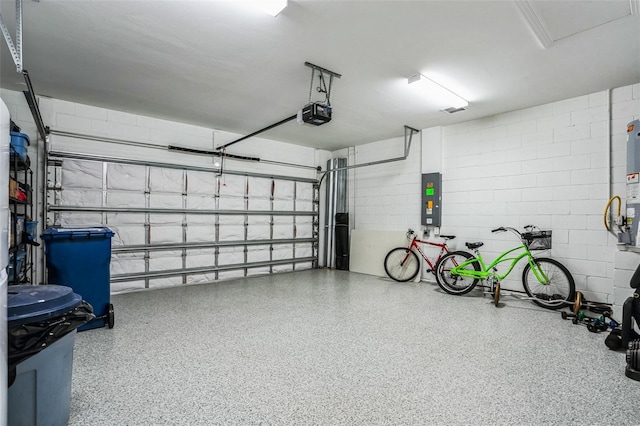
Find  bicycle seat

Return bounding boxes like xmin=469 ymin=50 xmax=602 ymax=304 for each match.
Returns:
xmin=439 ymin=235 xmax=455 ymax=240
xmin=466 ymin=242 xmax=484 ymax=250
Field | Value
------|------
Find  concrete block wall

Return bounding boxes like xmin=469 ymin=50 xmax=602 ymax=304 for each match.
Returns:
xmin=440 ymin=90 xmax=618 ymax=299
xmin=351 ymin=82 xmax=640 ymax=311
xmin=349 ymin=134 xmax=422 ymax=232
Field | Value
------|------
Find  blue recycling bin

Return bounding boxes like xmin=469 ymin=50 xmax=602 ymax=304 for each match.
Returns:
xmin=8 ymin=284 xmax=92 ymax=426
xmin=42 ymin=227 xmax=115 ymax=331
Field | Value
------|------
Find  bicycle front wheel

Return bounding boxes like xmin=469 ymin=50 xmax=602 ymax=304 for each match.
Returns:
xmin=384 ymin=248 xmax=420 ymax=282
xmin=435 ymin=251 xmax=480 ymax=295
xmin=522 ymin=258 xmax=575 ymax=310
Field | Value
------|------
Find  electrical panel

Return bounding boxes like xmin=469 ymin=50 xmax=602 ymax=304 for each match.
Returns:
xmin=421 ymin=173 xmax=441 ymax=227
xmin=626 ymin=119 xmax=640 ymax=245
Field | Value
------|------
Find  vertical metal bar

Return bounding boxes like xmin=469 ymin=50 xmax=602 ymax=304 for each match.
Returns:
xmin=348 ymin=146 xmax=356 ymax=237
xmin=244 ymin=176 xmax=249 ymax=277
xmin=270 ymin=179 xmax=275 ymax=273
xmin=210 ymin=133 xmax=218 ymax=281
xmin=28 ymin=168 xmax=33 ymax=283
xmin=292 ymin=181 xmax=297 ymax=271
xmin=0 ymin=14 xmax=18 ymax=69
xmin=214 ymin=175 xmax=220 ymax=281
xmin=336 ymin=158 xmax=347 ymax=213
xmin=182 ymin=169 xmax=187 ymax=284
xmin=144 ymin=166 xmax=151 ymax=288
xmin=15 ymin=0 xmax=22 ymax=72
xmin=312 ymin=183 xmax=319 ymax=269
xmin=0 ymin=0 xmax=23 ymax=72
xmin=324 ymin=158 xmax=337 ymax=268
xmin=43 ymin=141 xmax=53 ymax=283
xmin=52 ymin=162 xmax=62 ymax=226
xmin=101 ymin=162 xmax=108 ymax=225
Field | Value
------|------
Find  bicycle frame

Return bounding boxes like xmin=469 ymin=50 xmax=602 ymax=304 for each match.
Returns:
xmin=407 ymin=237 xmax=450 ymax=271
xmin=451 ymin=244 xmax=550 ymax=283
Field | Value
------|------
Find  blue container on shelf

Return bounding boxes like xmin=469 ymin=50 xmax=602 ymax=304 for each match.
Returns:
xmin=41 ymin=227 xmax=115 ymax=331
xmin=10 ymin=131 xmax=30 ymax=162
xmin=25 ymin=220 xmax=38 ymax=241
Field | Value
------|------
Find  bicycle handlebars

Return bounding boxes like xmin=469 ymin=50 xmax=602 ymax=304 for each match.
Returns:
xmin=492 ymin=226 xmax=527 ymax=237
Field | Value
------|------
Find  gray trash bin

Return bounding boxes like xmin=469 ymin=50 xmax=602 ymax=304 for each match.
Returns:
xmin=7 ymin=284 xmax=93 ymax=426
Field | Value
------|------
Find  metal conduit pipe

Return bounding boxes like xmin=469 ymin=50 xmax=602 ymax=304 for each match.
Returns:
xmin=606 ymin=89 xmax=618 ymax=238
xmin=317 ymin=125 xmax=420 ymax=187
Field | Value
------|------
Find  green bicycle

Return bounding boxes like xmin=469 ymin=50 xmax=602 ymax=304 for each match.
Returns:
xmin=434 ymin=225 xmax=575 ymax=309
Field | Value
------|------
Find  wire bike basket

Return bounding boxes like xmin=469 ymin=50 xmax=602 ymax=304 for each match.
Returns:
xmin=521 ymin=230 xmax=552 ymax=250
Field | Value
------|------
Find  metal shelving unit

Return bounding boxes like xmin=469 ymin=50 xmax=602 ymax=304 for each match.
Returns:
xmin=8 ymin=145 xmax=35 ymax=284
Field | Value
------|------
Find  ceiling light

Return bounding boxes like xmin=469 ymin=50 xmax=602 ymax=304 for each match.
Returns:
xmin=236 ymin=0 xmax=288 ymax=16
xmin=408 ymin=73 xmax=468 ymax=109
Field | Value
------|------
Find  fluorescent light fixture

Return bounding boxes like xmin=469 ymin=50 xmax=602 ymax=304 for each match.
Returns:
xmin=408 ymin=73 xmax=468 ymax=109
xmin=236 ymin=0 xmax=288 ymax=16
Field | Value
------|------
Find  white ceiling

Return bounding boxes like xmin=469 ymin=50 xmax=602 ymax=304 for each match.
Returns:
xmin=1 ymin=0 xmax=639 ymax=151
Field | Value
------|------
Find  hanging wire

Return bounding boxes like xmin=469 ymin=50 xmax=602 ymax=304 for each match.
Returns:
xmin=316 ymin=71 xmax=330 ymax=105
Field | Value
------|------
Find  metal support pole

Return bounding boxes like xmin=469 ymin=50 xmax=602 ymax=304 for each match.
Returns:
xmin=0 ymin=0 xmax=23 ymax=72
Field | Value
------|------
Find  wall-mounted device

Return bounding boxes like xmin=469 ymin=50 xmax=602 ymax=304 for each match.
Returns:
xmin=299 ymin=102 xmax=332 ymax=126
xmin=421 ymin=172 xmax=442 ymax=227
xmin=624 ymin=119 xmax=640 ymax=245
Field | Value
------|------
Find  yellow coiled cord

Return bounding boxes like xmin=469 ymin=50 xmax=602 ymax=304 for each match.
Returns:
xmin=604 ymin=195 xmax=621 ymax=232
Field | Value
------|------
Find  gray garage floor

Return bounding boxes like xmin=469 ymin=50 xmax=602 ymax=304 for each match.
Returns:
xmin=68 ymin=269 xmax=639 ymax=425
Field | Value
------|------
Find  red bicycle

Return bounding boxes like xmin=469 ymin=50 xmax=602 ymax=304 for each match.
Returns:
xmin=384 ymin=229 xmax=475 ymax=282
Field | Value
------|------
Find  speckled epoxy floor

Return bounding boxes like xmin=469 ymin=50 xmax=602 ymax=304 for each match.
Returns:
xmin=68 ymin=270 xmax=639 ymax=425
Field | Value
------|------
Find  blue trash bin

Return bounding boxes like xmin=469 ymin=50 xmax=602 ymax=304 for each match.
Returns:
xmin=7 ymin=284 xmax=92 ymax=426
xmin=42 ymin=227 xmax=115 ymax=331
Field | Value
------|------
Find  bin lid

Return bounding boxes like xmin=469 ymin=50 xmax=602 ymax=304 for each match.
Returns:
xmin=41 ymin=226 xmax=114 ymax=240
xmin=8 ymin=285 xmax=83 ymax=326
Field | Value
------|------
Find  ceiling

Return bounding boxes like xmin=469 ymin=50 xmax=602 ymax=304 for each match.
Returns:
xmin=1 ymin=0 xmax=639 ymax=152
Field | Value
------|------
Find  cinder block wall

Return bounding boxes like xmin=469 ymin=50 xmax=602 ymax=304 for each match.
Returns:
xmin=351 ymin=83 xmax=640 ymax=314
xmin=350 ymin=135 xmax=422 ymax=232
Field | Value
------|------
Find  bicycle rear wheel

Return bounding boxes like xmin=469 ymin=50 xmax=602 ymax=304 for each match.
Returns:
xmin=522 ymin=258 xmax=575 ymax=310
xmin=435 ymin=251 xmax=480 ymax=295
xmin=384 ymin=248 xmax=420 ymax=282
